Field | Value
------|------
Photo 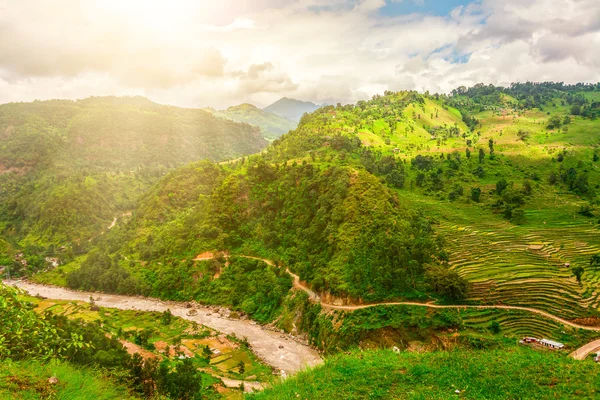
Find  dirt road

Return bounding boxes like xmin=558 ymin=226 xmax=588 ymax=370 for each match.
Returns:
xmin=238 ymin=256 xmax=600 ymax=332
xmin=569 ymin=338 xmax=600 ymax=360
xmin=4 ymin=280 xmax=322 ymax=374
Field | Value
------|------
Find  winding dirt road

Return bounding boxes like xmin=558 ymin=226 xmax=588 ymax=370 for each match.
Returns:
xmin=4 ymin=280 xmax=322 ymax=374
xmin=240 ymin=256 xmax=600 ymax=332
xmin=241 ymin=255 xmax=600 ymax=360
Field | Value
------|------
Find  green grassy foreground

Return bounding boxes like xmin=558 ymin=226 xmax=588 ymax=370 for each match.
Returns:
xmin=0 ymin=359 xmax=136 ymax=400
xmin=250 ymin=348 xmax=600 ymax=399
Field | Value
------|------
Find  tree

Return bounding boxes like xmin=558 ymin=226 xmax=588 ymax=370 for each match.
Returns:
xmin=161 ymin=309 xmax=173 ymax=326
xmin=488 ymin=138 xmax=495 ymax=158
xmin=488 ymin=321 xmax=501 ymax=334
xmin=496 ymin=179 xmax=509 ymax=195
xmin=590 ymin=254 xmax=600 ymax=269
xmin=470 ymin=187 xmax=481 ymax=202
xmin=424 ymin=264 xmax=470 ymax=301
xmin=522 ymin=180 xmax=532 ymax=195
xmin=478 ymin=148 xmax=485 ymax=163
xmin=465 ymin=148 xmax=471 ymax=159
xmin=572 ymin=266 xmax=584 ymax=283
xmin=517 ymin=129 xmax=530 ymax=142
xmin=237 ymin=360 xmax=246 ymax=374
xmin=547 ymin=115 xmax=562 ymax=129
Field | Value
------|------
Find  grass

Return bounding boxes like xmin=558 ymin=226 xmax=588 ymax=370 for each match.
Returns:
xmin=0 ymin=359 xmax=136 ymax=400
xmin=249 ymin=347 xmax=600 ymax=399
xmin=30 ymin=257 xmax=83 ymax=287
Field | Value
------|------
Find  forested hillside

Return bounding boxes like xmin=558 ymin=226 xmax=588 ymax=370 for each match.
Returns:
xmin=53 ymin=82 xmax=600 ymax=339
xmin=0 ymin=96 xmax=267 ymax=269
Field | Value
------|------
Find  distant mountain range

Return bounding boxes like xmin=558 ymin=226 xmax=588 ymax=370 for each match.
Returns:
xmin=205 ymin=103 xmax=297 ymax=141
xmin=263 ymin=97 xmax=321 ymax=122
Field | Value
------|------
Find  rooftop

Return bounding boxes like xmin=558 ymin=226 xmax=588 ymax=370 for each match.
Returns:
xmin=539 ymin=339 xmax=564 ymax=347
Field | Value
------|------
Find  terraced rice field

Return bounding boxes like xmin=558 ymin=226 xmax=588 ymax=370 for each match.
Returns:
xmin=438 ymin=214 xmax=600 ymax=321
xmin=457 ymin=308 xmax=594 ymax=346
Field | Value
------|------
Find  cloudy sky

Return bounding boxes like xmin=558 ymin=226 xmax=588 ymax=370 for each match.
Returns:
xmin=0 ymin=0 xmax=599 ymax=109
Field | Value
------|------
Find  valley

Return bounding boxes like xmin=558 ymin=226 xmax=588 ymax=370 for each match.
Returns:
xmin=3 ymin=82 xmax=600 ymax=399
xmin=6 ymin=279 xmax=322 ymax=374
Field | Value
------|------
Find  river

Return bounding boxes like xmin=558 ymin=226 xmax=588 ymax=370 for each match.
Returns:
xmin=4 ymin=280 xmax=323 ymax=374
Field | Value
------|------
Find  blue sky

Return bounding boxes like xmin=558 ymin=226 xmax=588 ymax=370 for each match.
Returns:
xmin=380 ymin=0 xmax=474 ymax=17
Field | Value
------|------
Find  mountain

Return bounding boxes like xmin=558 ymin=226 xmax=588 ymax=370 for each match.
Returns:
xmin=0 ymin=96 xmax=267 ymax=251
xmin=263 ymin=97 xmax=321 ymax=122
xmin=206 ymin=103 xmax=297 ymax=140
xmin=62 ymin=82 xmax=600 ymax=337
xmin=15 ymin=82 xmax=600 ymax=399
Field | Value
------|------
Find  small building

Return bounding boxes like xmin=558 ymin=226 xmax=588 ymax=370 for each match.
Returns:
xmin=539 ymin=339 xmax=564 ymax=350
xmin=522 ymin=337 xmax=538 ymax=344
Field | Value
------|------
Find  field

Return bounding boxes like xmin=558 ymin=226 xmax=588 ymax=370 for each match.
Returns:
xmin=0 ymin=359 xmax=136 ymax=400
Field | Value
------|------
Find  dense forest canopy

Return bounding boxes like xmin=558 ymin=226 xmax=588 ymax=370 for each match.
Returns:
xmin=0 ymin=96 xmax=267 ymax=254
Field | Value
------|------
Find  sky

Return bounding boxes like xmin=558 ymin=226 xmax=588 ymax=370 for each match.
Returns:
xmin=0 ymin=0 xmax=599 ymax=109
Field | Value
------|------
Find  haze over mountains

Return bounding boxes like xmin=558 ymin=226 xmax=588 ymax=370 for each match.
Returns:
xmin=205 ymin=97 xmax=322 ymax=140
xmin=263 ymin=97 xmax=321 ymax=122
xmin=0 ymin=96 xmax=267 ymax=248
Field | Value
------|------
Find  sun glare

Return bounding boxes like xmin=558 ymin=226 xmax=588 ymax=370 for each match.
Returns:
xmin=86 ymin=0 xmax=230 ymax=34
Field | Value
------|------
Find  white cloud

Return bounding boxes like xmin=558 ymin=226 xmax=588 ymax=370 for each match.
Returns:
xmin=0 ymin=0 xmax=598 ymax=109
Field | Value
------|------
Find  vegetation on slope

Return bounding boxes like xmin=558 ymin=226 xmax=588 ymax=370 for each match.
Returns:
xmin=0 ymin=96 xmax=267 ymax=273
xmin=24 ymin=82 xmax=600 ymax=347
xmin=0 ymin=282 xmax=220 ymax=399
xmin=0 ymin=359 xmax=136 ymax=400
xmin=250 ymin=347 xmax=600 ymax=399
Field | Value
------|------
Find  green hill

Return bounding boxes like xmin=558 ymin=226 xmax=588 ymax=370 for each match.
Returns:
xmin=26 ymin=82 xmax=600 ymax=351
xmin=207 ymin=103 xmax=297 ymax=140
xmin=250 ymin=348 xmax=600 ymax=399
xmin=0 ymin=96 xmax=267 ymax=262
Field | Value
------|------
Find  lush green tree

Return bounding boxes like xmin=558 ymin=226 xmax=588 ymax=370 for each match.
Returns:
xmin=424 ymin=264 xmax=470 ymax=301
xmin=496 ymin=179 xmax=509 ymax=195
xmin=488 ymin=321 xmax=501 ymax=334
xmin=517 ymin=129 xmax=530 ymax=142
xmin=572 ymin=266 xmax=584 ymax=283
xmin=470 ymin=187 xmax=482 ymax=202
xmin=547 ymin=115 xmax=562 ymax=129
xmin=590 ymin=254 xmax=600 ymax=269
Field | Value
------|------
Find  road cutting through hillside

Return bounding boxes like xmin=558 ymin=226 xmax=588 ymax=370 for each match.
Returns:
xmin=237 ymin=255 xmax=600 ymax=332
xmin=241 ymin=255 xmax=600 ymax=361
